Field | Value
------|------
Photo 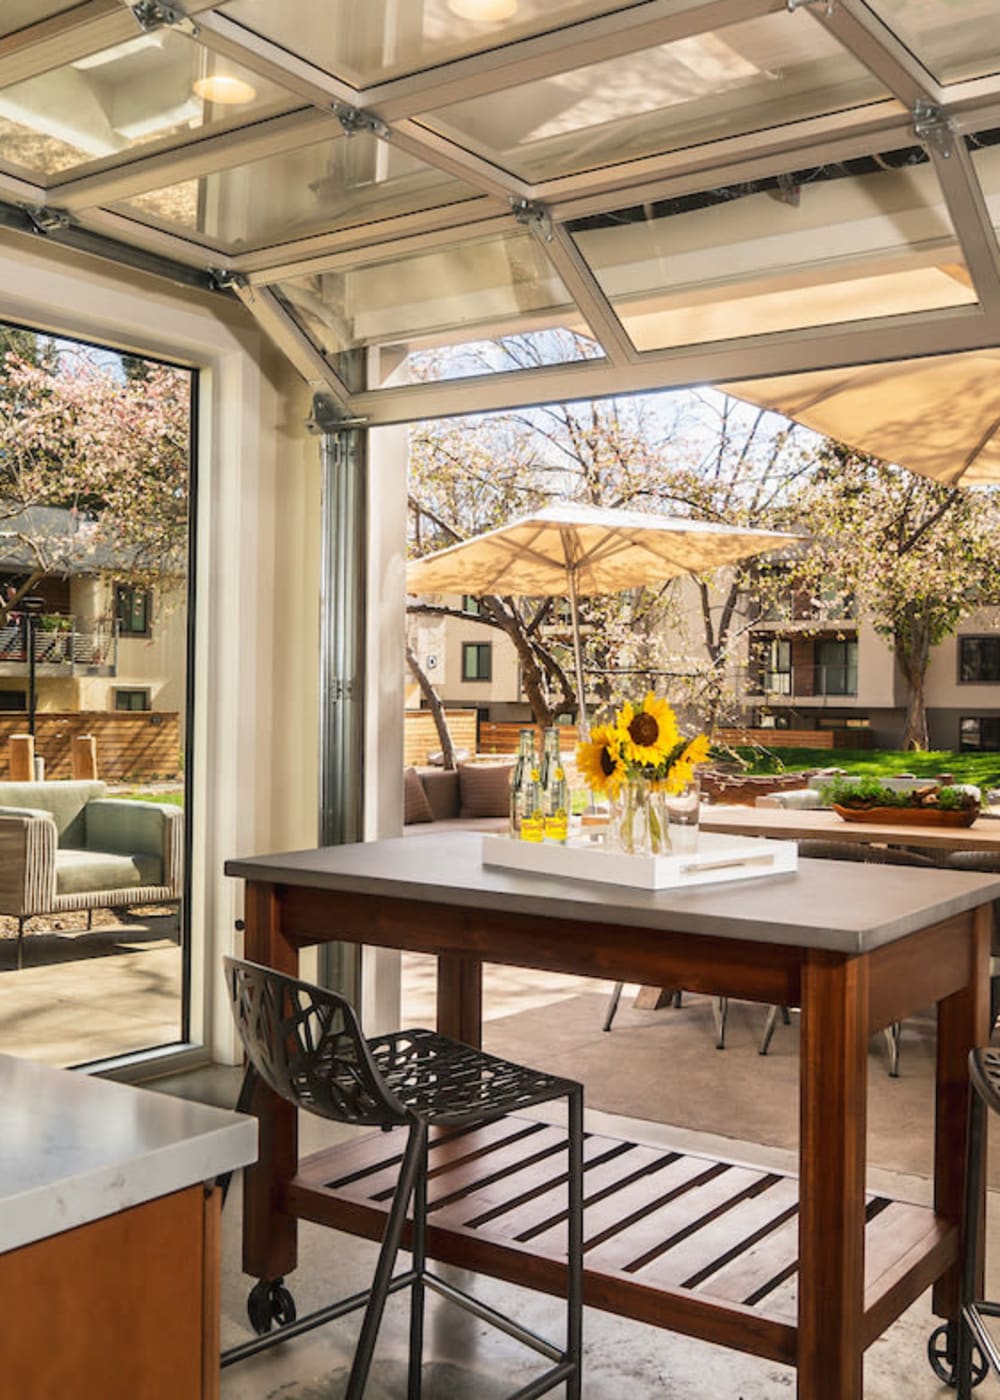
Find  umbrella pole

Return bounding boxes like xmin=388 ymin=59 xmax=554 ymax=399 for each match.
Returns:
xmin=566 ymin=565 xmax=588 ymax=739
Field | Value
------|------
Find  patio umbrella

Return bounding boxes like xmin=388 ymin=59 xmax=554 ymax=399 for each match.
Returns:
xmin=728 ymin=348 xmax=1000 ymax=485
xmin=405 ymin=502 xmax=796 ymax=732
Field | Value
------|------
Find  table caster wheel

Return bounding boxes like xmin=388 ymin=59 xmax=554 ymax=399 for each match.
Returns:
xmin=247 ymin=1277 xmax=297 ymax=1335
xmin=927 ymin=1322 xmax=989 ymax=1387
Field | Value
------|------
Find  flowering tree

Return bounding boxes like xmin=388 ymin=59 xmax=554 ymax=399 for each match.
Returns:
xmin=796 ymin=444 xmax=1000 ymax=749
xmin=0 ymin=344 xmax=190 ymax=624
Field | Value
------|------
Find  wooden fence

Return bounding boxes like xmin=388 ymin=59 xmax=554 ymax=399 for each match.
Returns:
xmin=715 ymin=726 xmax=873 ymax=750
xmin=0 ymin=712 xmax=181 ymax=781
xmin=404 ymin=710 xmax=479 ymax=768
xmin=478 ymin=721 xmax=580 ymax=755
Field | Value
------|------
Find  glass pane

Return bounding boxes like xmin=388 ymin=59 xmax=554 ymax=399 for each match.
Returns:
xmin=865 ymin=0 xmax=1000 ymax=84
xmin=0 ymin=29 xmax=293 ymax=179
xmin=0 ymin=1 xmax=86 ymax=38
xmin=572 ymin=146 xmax=975 ymax=353
xmin=276 ymin=232 xmax=580 ymax=383
xmin=219 ymin=0 xmax=649 ymax=87
xmin=419 ymin=12 xmax=886 ymax=182
xmin=116 ymin=127 xmax=482 ymax=253
xmin=968 ymin=130 xmax=1000 ymax=243
xmin=0 ymin=323 xmax=191 ymax=1069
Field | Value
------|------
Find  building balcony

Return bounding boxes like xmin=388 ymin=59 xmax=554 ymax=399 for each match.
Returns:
xmin=0 ymin=618 xmax=118 ymax=678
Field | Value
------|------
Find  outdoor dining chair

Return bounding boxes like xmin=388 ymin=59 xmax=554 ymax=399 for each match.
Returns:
xmin=223 ymin=956 xmax=584 ymax=1400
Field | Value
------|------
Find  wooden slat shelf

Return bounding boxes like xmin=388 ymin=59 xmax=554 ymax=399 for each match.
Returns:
xmin=285 ymin=1118 xmax=955 ymax=1370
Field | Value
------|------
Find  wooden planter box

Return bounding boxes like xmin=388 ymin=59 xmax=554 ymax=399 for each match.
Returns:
xmin=832 ymin=803 xmax=979 ymax=828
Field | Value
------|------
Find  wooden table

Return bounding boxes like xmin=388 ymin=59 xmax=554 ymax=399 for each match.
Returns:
xmin=226 ymin=833 xmax=1000 ymax=1400
xmin=700 ymin=805 xmax=1000 ymax=854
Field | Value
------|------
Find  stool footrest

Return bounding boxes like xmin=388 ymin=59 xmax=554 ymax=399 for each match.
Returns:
xmin=424 ymin=1270 xmax=563 ymax=1362
xmin=964 ymin=1303 xmax=1000 ymax=1374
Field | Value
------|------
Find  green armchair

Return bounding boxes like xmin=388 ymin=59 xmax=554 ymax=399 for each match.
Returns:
xmin=0 ymin=780 xmax=183 ymax=966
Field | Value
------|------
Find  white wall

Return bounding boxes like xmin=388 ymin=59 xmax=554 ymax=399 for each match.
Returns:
xmin=0 ymin=231 xmax=321 ymax=1064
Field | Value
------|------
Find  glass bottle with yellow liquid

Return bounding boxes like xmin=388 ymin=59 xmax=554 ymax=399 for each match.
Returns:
xmin=519 ymin=768 xmax=545 ymax=842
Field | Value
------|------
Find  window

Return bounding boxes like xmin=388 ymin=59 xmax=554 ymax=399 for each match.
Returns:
xmin=961 ymin=717 xmax=1000 ymax=751
xmin=114 ymin=688 xmax=151 ymax=711
xmin=0 ymin=690 xmax=25 ymax=711
xmin=462 ymin=642 xmax=492 ymax=682
xmin=816 ymin=639 xmax=857 ymax=696
xmin=461 ymin=595 xmax=481 ymax=615
xmin=959 ymin=637 xmax=1000 ymax=683
xmin=115 ymin=584 xmax=151 ymax=636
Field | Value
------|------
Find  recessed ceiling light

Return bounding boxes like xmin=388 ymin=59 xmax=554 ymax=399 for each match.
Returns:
xmin=447 ymin=0 xmax=518 ymax=21
xmin=192 ymin=74 xmax=257 ymax=105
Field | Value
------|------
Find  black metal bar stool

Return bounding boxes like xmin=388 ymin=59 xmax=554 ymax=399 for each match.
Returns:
xmin=935 ymin=1046 xmax=998 ymax=1395
xmin=223 ymin=956 xmax=584 ymax=1399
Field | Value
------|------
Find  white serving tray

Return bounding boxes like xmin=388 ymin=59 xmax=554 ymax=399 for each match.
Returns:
xmin=481 ymin=830 xmax=797 ymax=891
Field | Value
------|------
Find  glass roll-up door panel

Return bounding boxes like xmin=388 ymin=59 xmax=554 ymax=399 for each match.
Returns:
xmin=864 ymin=0 xmax=1000 ymax=85
xmin=571 ymin=145 xmax=974 ymax=353
xmin=275 ymin=230 xmax=588 ymax=385
xmin=115 ymin=128 xmax=483 ymax=253
xmin=417 ymin=11 xmax=888 ymax=183
xmin=967 ymin=129 xmax=1000 ymax=244
xmin=219 ymin=0 xmax=650 ymax=87
xmin=0 ymin=28 xmax=294 ymax=180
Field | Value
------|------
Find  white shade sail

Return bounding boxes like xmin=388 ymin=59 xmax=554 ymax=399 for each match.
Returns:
xmin=405 ymin=502 xmax=798 ymax=597
xmin=729 ymin=349 xmax=1000 ymax=485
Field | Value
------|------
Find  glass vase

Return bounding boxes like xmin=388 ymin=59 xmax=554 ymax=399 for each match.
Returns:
xmin=612 ymin=778 xmax=652 ymax=856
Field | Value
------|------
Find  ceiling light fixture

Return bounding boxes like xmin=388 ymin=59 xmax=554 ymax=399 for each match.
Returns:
xmin=447 ymin=0 xmax=518 ymax=22
xmin=192 ymin=74 xmax=257 ymax=105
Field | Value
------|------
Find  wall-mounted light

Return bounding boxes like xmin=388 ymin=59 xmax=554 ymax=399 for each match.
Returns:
xmin=447 ymin=0 xmax=518 ymax=21
xmin=192 ymin=74 xmax=257 ymax=105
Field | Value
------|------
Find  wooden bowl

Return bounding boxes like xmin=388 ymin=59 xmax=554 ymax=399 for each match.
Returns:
xmin=832 ymin=803 xmax=978 ymax=828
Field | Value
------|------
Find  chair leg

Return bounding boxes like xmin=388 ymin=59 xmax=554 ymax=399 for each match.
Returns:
xmin=883 ymin=1022 xmax=902 ymax=1078
xmin=603 ymin=981 xmax=624 ymax=1032
xmin=713 ymin=996 xmax=728 ymax=1050
xmin=407 ymin=1131 xmax=428 ymax=1400
xmin=86 ymin=908 xmax=93 ymax=931
xmin=16 ymin=916 xmax=25 ymax=971
xmin=958 ymin=1085 xmax=987 ymax=1399
xmin=759 ymin=1005 xmax=780 ymax=1056
xmin=346 ymin=1121 xmax=427 ymax=1400
xmin=565 ymin=1084 xmax=584 ymax=1400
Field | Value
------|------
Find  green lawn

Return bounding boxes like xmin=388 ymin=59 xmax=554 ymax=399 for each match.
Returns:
xmin=732 ymin=746 xmax=1000 ymax=789
xmin=118 ymin=789 xmax=184 ymax=806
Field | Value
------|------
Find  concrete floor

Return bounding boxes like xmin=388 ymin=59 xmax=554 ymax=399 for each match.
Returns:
xmin=0 ymin=913 xmax=182 ymax=1065
xmin=149 ymin=958 xmax=1000 ymax=1399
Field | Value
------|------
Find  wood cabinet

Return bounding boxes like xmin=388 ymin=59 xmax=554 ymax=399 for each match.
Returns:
xmin=0 ymin=1184 xmax=221 ymax=1400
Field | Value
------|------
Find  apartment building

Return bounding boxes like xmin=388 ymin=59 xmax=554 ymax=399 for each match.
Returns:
xmin=410 ymin=582 xmax=1000 ymax=752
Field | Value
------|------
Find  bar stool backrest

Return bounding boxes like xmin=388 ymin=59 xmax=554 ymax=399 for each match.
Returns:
xmin=224 ymin=957 xmax=409 ymax=1128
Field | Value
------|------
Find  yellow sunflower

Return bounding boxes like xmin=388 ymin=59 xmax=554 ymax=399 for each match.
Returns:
xmin=617 ymin=693 xmax=679 ymax=768
xmin=661 ymin=734 xmax=712 ymax=793
xmin=575 ymin=723 xmax=627 ymax=797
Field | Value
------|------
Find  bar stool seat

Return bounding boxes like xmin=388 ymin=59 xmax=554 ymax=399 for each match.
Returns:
xmin=223 ymin=956 xmax=584 ymax=1400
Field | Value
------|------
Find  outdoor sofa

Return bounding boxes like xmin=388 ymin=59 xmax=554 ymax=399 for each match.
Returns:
xmin=404 ymin=762 xmax=512 ymax=834
xmin=0 ymin=779 xmax=184 ymax=964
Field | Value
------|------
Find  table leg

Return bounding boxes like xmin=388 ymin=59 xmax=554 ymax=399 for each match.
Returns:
xmin=798 ymin=950 xmax=869 ymax=1400
xmin=437 ymin=953 xmax=483 ymax=1046
xmin=932 ymin=904 xmax=991 ymax=1320
xmin=241 ymin=881 xmax=299 ymax=1282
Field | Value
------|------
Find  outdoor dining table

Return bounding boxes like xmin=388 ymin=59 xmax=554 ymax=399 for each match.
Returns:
xmin=226 ymin=831 xmax=1000 ymax=1399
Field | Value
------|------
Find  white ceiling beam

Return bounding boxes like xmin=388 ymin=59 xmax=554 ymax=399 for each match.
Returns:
xmin=0 ymin=1 xmax=134 ymax=86
xmin=533 ymin=222 xmax=638 ymax=367
xmin=51 ymin=108 xmax=332 ymax=211
xmin=807 ymin=0 xmax=941 ymax=110
xmin=384 ymin=121 xmax=530 ymax=201
xmin=229 ymin=281 xmax=353 ymax=409
xmin=0 ymin=169 xmax=46 ymax=206
xmin=362 ymin=0 xmax=784 ymax=120
xmin=345 ymin=305 xmax=997 ymax=425
xmin=74 ymin=204 xmax=225 ymax=268
xmin=241 ymin=210 xmax=512 ymax=283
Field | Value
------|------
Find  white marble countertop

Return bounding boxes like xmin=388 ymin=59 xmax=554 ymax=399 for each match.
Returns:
xmin=0 ymin=1055 xmax=257 ymax=1254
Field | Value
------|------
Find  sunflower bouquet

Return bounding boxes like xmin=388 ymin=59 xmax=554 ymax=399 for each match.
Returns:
xmin=576 ymin=693 xmax=711 ymax=854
